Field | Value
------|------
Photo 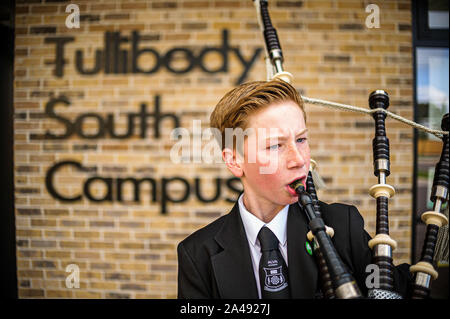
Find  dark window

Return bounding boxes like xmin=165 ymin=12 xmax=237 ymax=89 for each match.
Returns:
xmin=412 ymin=0 xmax=449 ymax=299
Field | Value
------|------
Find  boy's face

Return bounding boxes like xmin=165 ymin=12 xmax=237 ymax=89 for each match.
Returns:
xmin=228 ymin=101 xmax=310 ymax=207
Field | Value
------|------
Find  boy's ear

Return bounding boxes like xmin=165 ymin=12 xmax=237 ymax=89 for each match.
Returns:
xmin=222 ymin=148 xmax=244 ymax=178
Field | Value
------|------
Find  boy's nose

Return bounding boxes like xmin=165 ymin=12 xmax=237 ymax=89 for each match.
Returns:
xmin=286 ymin=144 xmax=306 ymax=169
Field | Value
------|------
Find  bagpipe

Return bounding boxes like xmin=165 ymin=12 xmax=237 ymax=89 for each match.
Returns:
xmin=253 ymin=0 xmax=449 ymax=299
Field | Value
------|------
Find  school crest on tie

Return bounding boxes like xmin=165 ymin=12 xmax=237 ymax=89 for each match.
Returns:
xmin=263 ymin=266 xmax=288 ymax=292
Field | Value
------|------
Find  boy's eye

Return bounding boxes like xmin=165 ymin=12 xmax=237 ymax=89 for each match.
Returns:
xmin=267 ymin=144 xmax=280 ymax=150
xmin=296 ymin=137 xmax=306 ymax=143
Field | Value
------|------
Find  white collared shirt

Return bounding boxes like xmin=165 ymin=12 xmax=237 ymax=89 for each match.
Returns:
xmin=238 ymin=193 xmax=289 ymax=299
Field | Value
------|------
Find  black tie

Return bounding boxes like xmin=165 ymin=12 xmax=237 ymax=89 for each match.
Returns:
xmin=258 ymin=226 xmax=290 ymax=299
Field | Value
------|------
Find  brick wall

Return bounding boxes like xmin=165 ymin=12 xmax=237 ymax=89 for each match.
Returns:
xmin=14 ymin=0 xmax=413 ymax=298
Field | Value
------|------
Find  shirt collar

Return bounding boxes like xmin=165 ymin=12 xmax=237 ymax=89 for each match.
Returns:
xmin=238 ymin=193 xmax=289 ymax=247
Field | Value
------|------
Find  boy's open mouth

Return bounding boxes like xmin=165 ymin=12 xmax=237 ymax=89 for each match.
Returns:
xmin=286 ymin=177 xmax=305 ymax=195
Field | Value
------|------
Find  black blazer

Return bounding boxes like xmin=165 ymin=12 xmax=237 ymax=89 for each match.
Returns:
xmin=177 ymin=200 xmax=411 ymax=299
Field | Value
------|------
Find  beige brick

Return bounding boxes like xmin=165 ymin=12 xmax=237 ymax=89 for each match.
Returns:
xmin=90 ymin=281 xmax=118 ymax=290
xmin=45 ymin=250 xmax=71 ymax=259
xmin=47 ymin=290 xmax=74 ymax=298
xmin=74 ymin=291 xmax=103 ymax=298
xmin=74 ymin=231 xmax=100 ymax=239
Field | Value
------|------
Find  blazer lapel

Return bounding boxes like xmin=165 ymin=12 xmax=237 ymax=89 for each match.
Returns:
xmin=211 ymin=202 xmax=259 ymax=299
xmin=287 ymin=203 xmax=318 ymax=298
